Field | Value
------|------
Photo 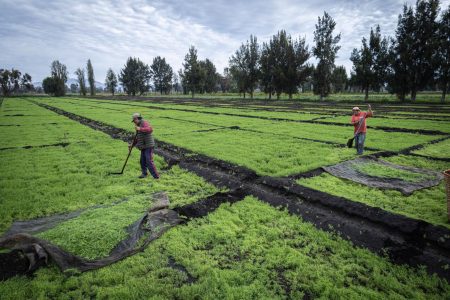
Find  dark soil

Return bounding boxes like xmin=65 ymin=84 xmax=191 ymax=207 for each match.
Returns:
xmin=0 ymin=250 xmax=31 ymax=281
xmin=0 ymin=122 xmax=59 ymax=127
xmin=167 ymin=256 xmax=197 ymax=284
xmin=0 ymin=142 xmax=70 ymax=151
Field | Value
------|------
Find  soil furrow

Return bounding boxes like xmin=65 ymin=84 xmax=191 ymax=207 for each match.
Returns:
xmin=0 ymin=142 xmax=70 ymax=151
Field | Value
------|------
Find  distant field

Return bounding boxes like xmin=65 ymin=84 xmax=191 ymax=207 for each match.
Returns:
xmin=81 ymin=91 xmax=449 ymax=103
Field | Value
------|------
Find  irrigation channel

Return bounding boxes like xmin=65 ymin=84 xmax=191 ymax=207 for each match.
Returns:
xmin=26 ymin=100 xmax=450 ymax=280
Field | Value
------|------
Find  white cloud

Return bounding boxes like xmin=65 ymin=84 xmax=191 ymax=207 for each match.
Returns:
xmin=1 ymin=0 xmax=449 ymax=82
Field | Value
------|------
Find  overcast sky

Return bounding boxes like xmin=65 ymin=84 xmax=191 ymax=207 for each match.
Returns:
xmin=1 ymin=0 xmax=449 ymax=83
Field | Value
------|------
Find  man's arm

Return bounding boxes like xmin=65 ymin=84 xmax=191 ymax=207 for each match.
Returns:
xmin=351 ymin=114 xmax=363 ymax=125
xmin=366 ymin=104 xmax=373 ymax=118
xmin=136 ymin=121 xmax=153 ymax=133
xmin=129 ymin=134 xmax=137 ymax=150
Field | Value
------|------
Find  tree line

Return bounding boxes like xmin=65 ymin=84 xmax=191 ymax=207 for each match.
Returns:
xmin=177 ymin=1 xmax=449 ymax=102
xmin=351 ymin=0 xmax=450 ymax=102
xmin=0 ymin=68 xmax=33 ymax=96
xmin=41 ymin=56 xmax=176 ymax=97
xmin=224 ymin=1 xmax=449 ymax=102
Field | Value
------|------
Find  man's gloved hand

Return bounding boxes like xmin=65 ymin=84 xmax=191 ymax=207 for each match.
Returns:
xmin=135 ymin=126 xmax=140 ymax=131
xmin=128 ymin=143 xmax=132 ymax=151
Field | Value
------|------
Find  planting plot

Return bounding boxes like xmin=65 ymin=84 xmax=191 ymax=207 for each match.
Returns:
xmin=413 ymin=138 xmax=450 ymax=159
xmin=1 ymin=197 xmax=449 ymax=299
xmin=298 ymin=156 xmax=449 ymax=228
xmin=354 ymin=162 xmax=434 ymax=182
xmin=162 ymin=129 xmax=357 ymax=176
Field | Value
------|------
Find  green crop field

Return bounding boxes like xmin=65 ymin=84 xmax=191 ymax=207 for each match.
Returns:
xmin=1 ymin=96 xmax=449 ymax=299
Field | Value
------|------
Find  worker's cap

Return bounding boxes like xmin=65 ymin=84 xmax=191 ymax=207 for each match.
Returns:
xmin=131 ymin=112 xmax=141 ymax=121
xmin=352 ymin=107 xmax=360 ymax=111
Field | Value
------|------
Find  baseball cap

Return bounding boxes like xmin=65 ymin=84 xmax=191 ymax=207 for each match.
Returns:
xmin=131 ymin=112 xmax=141 ymax=121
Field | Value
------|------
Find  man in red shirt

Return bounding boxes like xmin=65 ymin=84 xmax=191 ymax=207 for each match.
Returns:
xmin=350 ymin=104 xmax=373 ymax=155
xmin=129 ymin=113 xmax=159 ymax=179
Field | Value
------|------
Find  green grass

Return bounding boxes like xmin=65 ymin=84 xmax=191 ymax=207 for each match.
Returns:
xmin=161 ymin=129 xmax=358 ymax=176
xmin=1 ymin=197 xmax=449 ymax=299
xmin=1 ymin=97 xmax=449 ymax=298
xmin=37 ymin=195 xmax=149 ymax=259
xmin=354 ymin=162 xmax=434 ymax=182
xmin=0 ymin=99 xmax=220 ymax=234
xmin=73 ymin=98 xmax=446 ymax=149
xmin=413 ymin=139 xmax=450 ymax=159
xmin=297 ymin=156 xmax=449 ymax=228
xmin=0 ymin=98 xmax=450 ymax=299
xmin=36 ymin=97 xmax=444 ymax=174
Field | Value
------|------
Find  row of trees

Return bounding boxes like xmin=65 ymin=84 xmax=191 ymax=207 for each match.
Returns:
xmin=41 ymin=57 xmax=176 ymax=97
xmin=225 ymin=1 xmax=449 ymax=102
xmin=117 ymin=56 xmax=174 ymax=96
xmin=0 ymin=68 xmax=33 ymax=96
xmin=351 ymin=1 xmax=450 ymax=102
xmin=223 ymin=12 xmax=341 ymax=100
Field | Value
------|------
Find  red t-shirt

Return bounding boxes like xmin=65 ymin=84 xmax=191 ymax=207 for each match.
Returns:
xmin=351 ymin=111 xmax=372 ymax=134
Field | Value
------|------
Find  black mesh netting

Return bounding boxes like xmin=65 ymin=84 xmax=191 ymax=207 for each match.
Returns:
xmin=322 ymin=156 xmax=444 ymax=196
xmin=0 ymin=192 xmax=182 ymax=280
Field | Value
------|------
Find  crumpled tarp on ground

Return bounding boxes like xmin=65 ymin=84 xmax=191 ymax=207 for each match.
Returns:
xmin=0 ymin=192 xmax=182 ymax=279
xmin=322 ymin=156 xmax=443 ymax=196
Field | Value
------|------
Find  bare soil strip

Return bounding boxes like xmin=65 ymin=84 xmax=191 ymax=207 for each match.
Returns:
xmin=34 ymin=101 xmax=450 ymax=279
xmin=0 ymin=122 xmax=59 ymax=127
xmin=0 ymin=142 xmax=70 ymax=151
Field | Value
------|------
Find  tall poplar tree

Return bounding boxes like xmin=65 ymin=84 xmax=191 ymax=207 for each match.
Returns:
xmin=312 ymin=12 xmax=341 ymax=100
xmin=181 ymin=46 xmax=202 ymax=98
xmin=105 ymin=68 xmax=118 ymax=95
xmin=75 ymin=68 xmax=87 ymax=96
xmin=87 ymin=59 xmax=95 ymax=96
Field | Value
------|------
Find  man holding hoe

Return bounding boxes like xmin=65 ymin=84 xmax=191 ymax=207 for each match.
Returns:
xmin=130 ymin=113 xmax=159 ymax=179
xmin=350 ymin=104 xmax=373 ymax=155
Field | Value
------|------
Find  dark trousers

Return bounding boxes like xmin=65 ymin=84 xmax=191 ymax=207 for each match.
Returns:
xmin=140 ymin=148 xmax=159 ymax=178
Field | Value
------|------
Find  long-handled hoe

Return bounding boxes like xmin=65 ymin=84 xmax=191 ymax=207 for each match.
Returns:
xmin=109 ymin=133 xmax=137 ymax=175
